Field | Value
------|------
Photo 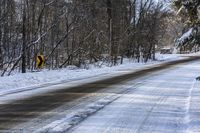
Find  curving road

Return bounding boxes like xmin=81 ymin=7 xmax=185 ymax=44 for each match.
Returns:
xmin=0 ymin=57 xmax=200 ymax=133
xmin=69 ymin=59 xmax=200 ymax=133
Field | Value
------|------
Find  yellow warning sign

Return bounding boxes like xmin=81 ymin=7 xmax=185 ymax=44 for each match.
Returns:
xmin=37 ymin=55 xmax=45 ymax=68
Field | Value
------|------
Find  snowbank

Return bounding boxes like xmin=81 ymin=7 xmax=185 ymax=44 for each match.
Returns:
xmin=0 ymin=53 xmax=198 ymax=96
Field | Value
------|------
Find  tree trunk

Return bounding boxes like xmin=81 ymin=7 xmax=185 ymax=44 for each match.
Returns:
xmin=22 ymin=1 xmax=26 ymax=73
xmin=107 ymin=0 xmax=114 ymax=65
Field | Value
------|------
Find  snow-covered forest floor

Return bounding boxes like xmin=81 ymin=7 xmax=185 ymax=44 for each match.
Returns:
xmin=0 ymin=53 xmax=199 ymax=97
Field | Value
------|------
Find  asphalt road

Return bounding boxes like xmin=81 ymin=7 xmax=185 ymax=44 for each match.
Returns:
xmin=69 ymin=59 xmax=200 ymax=133
xmin=0 ymin=56 xmax=200 ymax=133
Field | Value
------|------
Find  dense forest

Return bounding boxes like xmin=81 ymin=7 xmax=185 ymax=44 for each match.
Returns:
xmin=0 ymin=0 xmax=178 ymax=76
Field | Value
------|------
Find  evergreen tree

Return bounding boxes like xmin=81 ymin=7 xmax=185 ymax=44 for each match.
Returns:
xmin=174 ymin=0 xmax=200 ymax=80
xmin=174 ymin=0 xmax=200 ymax=47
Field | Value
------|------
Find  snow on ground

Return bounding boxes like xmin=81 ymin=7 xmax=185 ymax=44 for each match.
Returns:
xmin=66 ymin=60 xmax=200 ymax=133
xmin=34 ymin=94 xmax=121 ymax=133
xmin=188 ymin=79 xmax=200 ymax=133
xmin=0 ymin=53 xmax=198 ymax=97
xmin=32 ymin=57 xmax=200 ymax=133
xmin=0 ymin=53 xmax=199 ymax=132
xmin=155 ymin=53 xmax=180 ymax=61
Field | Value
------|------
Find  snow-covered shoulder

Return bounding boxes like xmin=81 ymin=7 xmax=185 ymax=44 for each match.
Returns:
xmin=0 ymin=53 xmax=197 ymax=101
